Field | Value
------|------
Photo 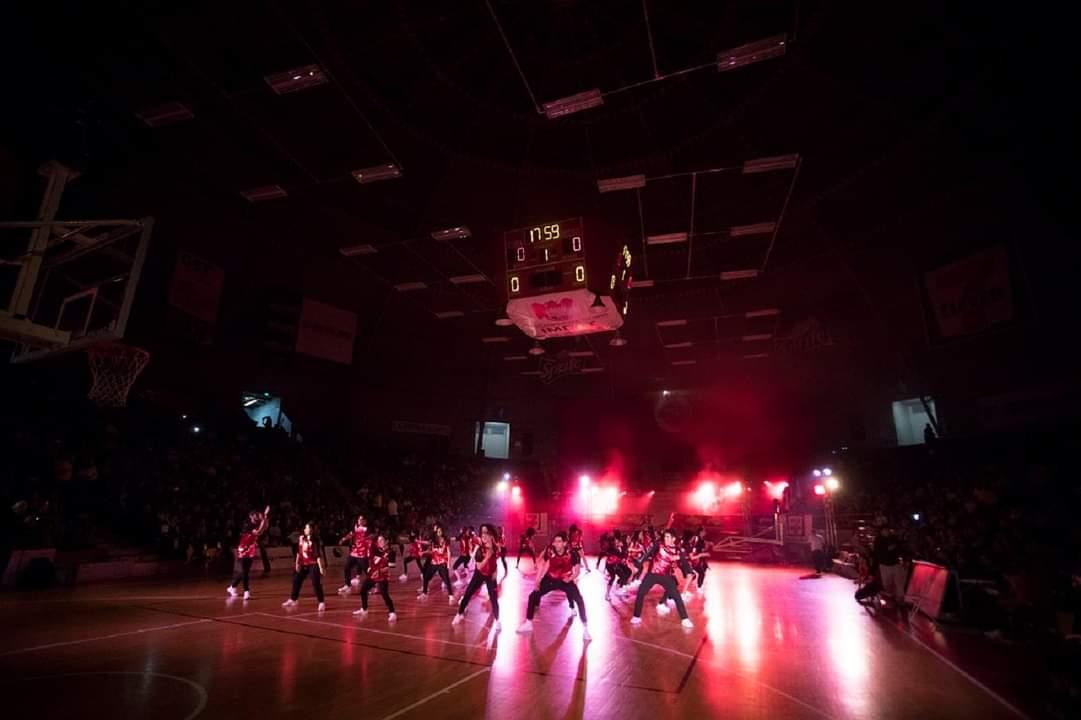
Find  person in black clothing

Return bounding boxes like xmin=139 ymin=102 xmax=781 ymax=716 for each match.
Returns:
xmin=873 ymin=527 xmax=907 ymax=606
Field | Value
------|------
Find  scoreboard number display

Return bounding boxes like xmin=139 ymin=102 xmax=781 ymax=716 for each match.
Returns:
xmin=505 ymin=217 xmax=587 ymax=297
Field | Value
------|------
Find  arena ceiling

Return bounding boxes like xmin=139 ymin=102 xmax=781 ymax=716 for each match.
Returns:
xmin=3 ymin=1 xmax=1073 ymax=397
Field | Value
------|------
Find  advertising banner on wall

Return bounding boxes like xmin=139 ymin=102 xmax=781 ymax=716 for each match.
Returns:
xmin=924 ymin=244 xmax=1014 ymax=339
xmin=295 ymin=298 xmax=357 ymax=364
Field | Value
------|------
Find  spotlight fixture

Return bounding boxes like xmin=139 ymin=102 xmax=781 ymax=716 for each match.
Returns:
xmin=609 ymin=332 xmax=628 ymax=347
xmin=729 ymin=221 xmax=777 ymax=237
xmin=339 ymin=243 xmax=378 ymax=257
xmin=742 ymin=154 xmax=799 ymax=174
xmin=264 ymin=64 xmax=327 ymax=95
xmin=542 ymin=88 xmax=603 ymax=119
xmin=495 ymin=317 xmax=515 ymax=327
xmin=744 ymin=308 xmax=780 ymax=318
xmin=721 ymin=269 xmax=760 ymax=280
xmin=430 ymin=226 xmax=471 ymax=241
xmin=449 ymin=274 xmax=487 ymax=285
xmin=352 ymin=163 xmax=402 ymax=184
xmin=741 ymin=333 xmax=773 ymax=342
xmin=631 ymin=278 xmax=654 ymax=289
xmin=528 ymin=342 xmax=545 ymax=356
xmin=597 ymin=174 xmax=646 ymax=193
xmin=240 ymin=185 xmax=288 ymax=203
xmin=656 ymin=319 xmax=687 ymax=328
xmin=717 ymin=34 xmax=788 ymax=73
xmin=646 ymin=232 xmax=688 ymax=246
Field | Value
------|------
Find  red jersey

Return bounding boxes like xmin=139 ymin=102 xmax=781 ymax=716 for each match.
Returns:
xmin=519 ymin=534 xmax=534 ymax=550
xmin=544 ymin=547 xmax=579 ymax=580
xmin=344 ymin=527 xmax=370 ymax=559
xmin=648 ymin=542 xmax=683 ymax=576
xmin=627 ymin=541 xmax=644 ymax=560
xmin=237 ymin=531 xmax=260 ymax=559
xmin=298 ymin=536 xmax=319 ymax=567
xmin=469 ymin=534 xmax=481 ymax=552
xmin=605 ymin=542 xmax=627 ymax=566
xmin=568 ymin=529 xmax=584 ymax=549
xmin=368 ymin=551 xmax=390 ymax=582
xmin=474 ymin=545 xmax=498 ymax=577
xmin=458 ymin=536 xmax=471 ymax=556
xmin=430 ymin=541 xmax=450 ymax=565
xmin=409 ymin=539 xmax=423 ymax=557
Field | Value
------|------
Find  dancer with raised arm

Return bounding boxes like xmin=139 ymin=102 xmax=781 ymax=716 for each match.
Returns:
xmin=517 ymin=531 xmax=590 ymax=640
xmin=227 ymin=506 xmax=270 ymax=600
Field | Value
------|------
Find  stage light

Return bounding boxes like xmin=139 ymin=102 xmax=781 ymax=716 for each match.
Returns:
xmin=597 ymin=174 xmax=646 ymax=193
xmin=741 ymin=152 xmax=799 ymax=174
xmin=181 ymin=414 xmax=188 ymax=420
xmin=496 ymin=480 xmax=509 ymax=493
xmin=813 ymin=469 xmax=822 ymax=477
xmin=609 ymin=331 xmax=628 ymax=347
xmin=265 ymin=64 xmax=327 ymax=95
xmin=543 ymin=88 xmax=603 ymax=119
xmin=646 ymin=232 xmax=688 ymax=246
xmin=826 ymin=478 xmax=840 ymax=492
xmin=191 ymin=425 xmax=201 ymax=434
xmin=648 ymin=490 xmax=656 ymax=496
xmin=352 ymin=163 xmax=402 ymax=184
xmin=662 ymin=390 xmax=670 ymax=396
xmin=725 ymin=481 xmax=744 ymax=498
xmin=579 ymin=475 xmax=591 ymax=487
xmin=730 ymin=221 xmax=777 ymax=237
xmin=495 ymin=317 xmax=515 ymax=327
xmin=503 ymin=473 xmax=511 ymax=481
xmin=765 ymin=480 xmax=789 ymax=500
xmin=430 ymin=226 xmax=471 ymax=241
xmin=511 ymin=485 xmax=521 ymax=497
xmin=823 ymin=468 xmax=832 ymax=476
xmin=717 ymin=34 xmax=788 ymax=73
xmin=720 ymin=269 xmax=759 ymax=280
xmin=528 ymin=342 xmax=545 ymax=356
xmin=912 ymin=513 xmax=921 ymax=521
xmin=813 ymin=484 xmax=826 ymax=496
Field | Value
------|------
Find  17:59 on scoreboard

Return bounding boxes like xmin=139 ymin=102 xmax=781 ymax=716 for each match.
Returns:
xmin=504 ymin=217 xmax=587 ymax=297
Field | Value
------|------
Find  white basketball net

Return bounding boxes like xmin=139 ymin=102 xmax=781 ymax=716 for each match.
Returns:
xmin=86 ymin=344 xmax=150 ymax=407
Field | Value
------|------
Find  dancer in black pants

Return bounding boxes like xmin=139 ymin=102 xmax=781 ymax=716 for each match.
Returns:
xmin=337 ymin=514 xmax=370 ymax=595
xmin=631 ymin=528 xmax=693 ymax=628
xmin=516 ymin=527 xmax=537 ymax=569
xmin=451 ymin=524 xmax=501 ymax=630
xmin=516 ymin=532 xmax=590 ymax=640
xmin=496 ymin=526 xmax=509 ymax=577
xmin=419 ymin=525 xmax=455 ymax=604
xmin=228 ymin=505 xmax=270 ymax=600
xmin=399 ymin=532 xmax=424 ymax=581
xmin=452 ymin=527 xmax=473 ymax=580
xmin=686 ymin=526 xmax=711 ymax=593
xmin=354 ymin=535 xmax=397 ymax=622
xmin=282 ymin=522 xmax=326 ymax=611
xmin=603 ymin=535 xmax=632 ymax=600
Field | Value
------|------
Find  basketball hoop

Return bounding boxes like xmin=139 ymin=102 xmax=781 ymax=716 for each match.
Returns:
xmin=86 ymin=343 xmax=150 ymax=407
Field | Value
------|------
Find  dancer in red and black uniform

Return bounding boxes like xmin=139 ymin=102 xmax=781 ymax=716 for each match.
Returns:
xmin=517 ymin=531 xmax=590 ymax=640
xmin=496 ymin=526 xmax=509 ymax=577
xmin=516 ymin=527 xmax=537 ymax=569
xmin=631 ymin=527 xmax=693 ymax=627
xmin=451 ymin=523 xmax=501 ymax=630
xmin=227 ymin=506 xmax=270 ymax=600
xmin=452 ymin=527 xmax=473 ymax=581
xmin=399 ymin=531 xmax=424 ymax=582
xmin=337 ymin=514 xmax=370 ymax=595
xmin=353 ymin=534 xmax=397 ymax=622
xmin=419 ymin=524 xmax=457 ymax=605
xmin=686 ymin=526 xmax=711 ymax=594
xmin=627 ymin=531 xmax=646 ymax=583
xmin=283 ymin=521 xmax=326 ymax=611
xmin=603 ymin=532 xmax=632 ymax=600
xmin=568 ymin=524 xmax=589 ymax=573
xmin=595 ymin=531 xmax=612 ymax=570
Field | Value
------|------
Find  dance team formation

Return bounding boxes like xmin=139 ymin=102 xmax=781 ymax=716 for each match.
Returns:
xmin=227 ymin=508 xmax=712 ymax=636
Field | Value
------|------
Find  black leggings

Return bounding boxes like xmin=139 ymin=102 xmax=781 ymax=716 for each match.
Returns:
xmin=516 ymin=546 xmax=535 ymax=567
xmin=606 ymin=563 xmax=631 ymax=589
xmin=693 ymin=560 xmax=708 ymax=584
xmin=527 ymin=575 xmax=587 ymax=623
xmin=402 ymin=556 xmax=421 ymax=575
xmin=344 ymin=556 xmax=369 ymax=585
xmin=633 ymin=573 xmax=687 ymax=619
xmin=231 ymin=557 xmax=254 ymax=591
xmin=453 ymin=555 xmax=471 ymax=572
xmin=360 ymin=578 xmax=395 ymax=612
xmin=422 ymin=563 xmax=452 ymax=593
xmin=291 ymin=565 xmax=325 ymax=602
xmin=457 ymin=571 xmax=498 ymax=618
xmin=499 ymin=547 xmax=508 ymax=574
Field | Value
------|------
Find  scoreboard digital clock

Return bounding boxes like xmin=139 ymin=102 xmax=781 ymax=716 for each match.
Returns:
xmin=504 ymin=217 xmax=587 ymax=297
xmin=503 ymin=217 xmax=627 ymax=341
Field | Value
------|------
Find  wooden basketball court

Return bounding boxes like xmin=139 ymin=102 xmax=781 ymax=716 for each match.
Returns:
xmin=0 ymin=563 xmax=1032 ymax=719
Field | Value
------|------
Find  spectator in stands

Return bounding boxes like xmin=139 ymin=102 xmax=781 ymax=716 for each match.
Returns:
xmin=873 ymin=527 xmax=907 ymax=608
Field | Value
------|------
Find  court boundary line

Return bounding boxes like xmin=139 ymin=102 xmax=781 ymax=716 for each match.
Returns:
xmin=265 ymin=612 xmax=492 ymax=650
xmin=896 ymin=623 xmax=1033 ymax=720
xmin=0 ymin=619 xmax=212 ymax=656
xmin=379 ymin=668 xmax=491 ymax=720
xmin=19 ymin=671 xmax=207 ymax=720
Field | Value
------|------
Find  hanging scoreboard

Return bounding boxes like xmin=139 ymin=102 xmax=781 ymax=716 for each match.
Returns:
xmin=504 ymin=217 xmax=587 ymax=298
xmin=503 ymin=217 xmax=626 ymax=340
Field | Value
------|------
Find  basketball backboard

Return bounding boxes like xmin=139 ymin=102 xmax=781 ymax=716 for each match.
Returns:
xmin=0 ymin=162 xmax=152 ymax=363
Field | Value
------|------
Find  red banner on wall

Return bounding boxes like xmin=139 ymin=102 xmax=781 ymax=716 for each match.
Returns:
xmin=924 ymin=245 xmax=1014 ymax=338
xmin=169 ymin=251 xmax=224 ymax=324
xmin=295 ymin=298 xmax=357 ymax=364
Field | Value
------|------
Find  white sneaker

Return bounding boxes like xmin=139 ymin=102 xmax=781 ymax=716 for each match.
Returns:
xmin=681 ymin=618 xmax=694 ymax=629
xmin=388 ymin=612 xmax=397 ymax=623
xmin=337 ymin=585 xmax=350 ymax=595
xmin=451 ymin=614 xmax=463 ymax=626
xmin=448 ymin=594 xmax=457 ymax=606
xmin=399 ymin=574 xmax=408 ymax=582
xmin=657 ymin=604 xmax=671 ymax=616
xmin=516 ymin=620 xmax=534 ymax=634
xmin=243 ymin=591 xmax=251 ymax=601
xmin=227 ymin=586 xmax=238 ymax=597
xmin=630 ymin=616 xmax=642 ymax=625
xmin=353 ymin=608 xmax=368 ymax=616
xmin=681 ymin=591 xmax=693 ymax=603
xmin=317 ymin=602 xmax=326 ymax=612
xmin=666 ymin=598 xmax=676 ymax=608
xmin=417 ymin=592 xmax=428 ymax=600
xmin=282 ymin=599 xmax=296 ymax=607
xmin=568 ymin=606 xmax=577 ymax=618
xmin=351 ymin=577 xmax=360 ymax=587
xmin=582 ymin=625 xmax=591 ymax=641
xmin=493 ymin=620 xmax=501 ymax=631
